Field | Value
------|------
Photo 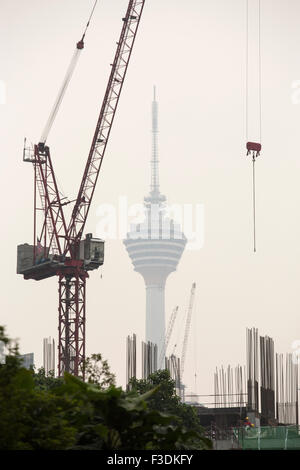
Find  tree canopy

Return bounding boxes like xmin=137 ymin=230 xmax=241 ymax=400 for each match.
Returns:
xmin=129 ymin=369 xmax=209 ymax=439
xmin=0 ymin=327 xmax=212 ymax=450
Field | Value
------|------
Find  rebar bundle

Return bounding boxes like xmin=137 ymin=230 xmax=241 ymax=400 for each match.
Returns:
xmin=142 ymin=341 xmax=157 ymax=379
xmin=276 ymin=353 xmax=299 ymax=425
xmin=214 ymin=365 xmax=246 ymax=408
xmin=260 ymin=335 xmax=275 ymax=420
xmin=165 ymin=354 xmax=181 ymax=395
xmin=43 ymin=337 xmax=55 ymax=376
xmin=247 ymin=327 xmax=259 ymax=411
xmin=126 ymin=334 xmax=137 ymax=388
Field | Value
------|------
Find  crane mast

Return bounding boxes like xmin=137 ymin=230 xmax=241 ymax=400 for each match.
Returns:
xmin=18 ymin=0 xmax=146 ymax=379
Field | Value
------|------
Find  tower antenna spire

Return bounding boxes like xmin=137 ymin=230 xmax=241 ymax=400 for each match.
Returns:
xmin=151 ymin=85 xmax=159 ymax=195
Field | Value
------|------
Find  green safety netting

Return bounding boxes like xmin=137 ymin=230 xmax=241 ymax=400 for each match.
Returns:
xmin=234 ymin=426 xmax=300 ymax=450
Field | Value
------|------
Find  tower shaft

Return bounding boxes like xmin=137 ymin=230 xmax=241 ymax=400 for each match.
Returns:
xmin=146 ymin=283 xmax=165 ymax=356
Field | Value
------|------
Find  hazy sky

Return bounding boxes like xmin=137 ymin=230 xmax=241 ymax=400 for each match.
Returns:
xmin=1 ymin=0 xmax=300 ymax=398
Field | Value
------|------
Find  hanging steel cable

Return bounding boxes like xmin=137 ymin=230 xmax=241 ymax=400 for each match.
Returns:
xmin=245 ymin=0 xmax=262 ymax=253
xmin=40 ymin=0 xmax=99 ymax=145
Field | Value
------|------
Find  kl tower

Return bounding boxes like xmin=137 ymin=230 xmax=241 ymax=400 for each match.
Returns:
xmin=124 ymin=87 xmax=186 ymax=358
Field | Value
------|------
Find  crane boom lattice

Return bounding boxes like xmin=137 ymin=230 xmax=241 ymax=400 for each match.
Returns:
xmin=159 ymin=306 xmax=179 ymax=369
xmin=180 ymin=283 xmax=196 ymax=382
xmin=66 ymin=0 xmax=145 ymax=255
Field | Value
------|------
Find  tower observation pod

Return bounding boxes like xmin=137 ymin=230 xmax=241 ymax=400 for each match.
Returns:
xmin=124 ymin=88 xmax=186 ymax=359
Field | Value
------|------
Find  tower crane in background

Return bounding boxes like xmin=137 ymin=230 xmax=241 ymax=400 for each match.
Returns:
xmin=17 ymin=0 xmax=146 ymax=378
xmin=159 ymin=306 xmax=179 ymax=369
xmin=180 ymin=282 xmax=196 ymax=399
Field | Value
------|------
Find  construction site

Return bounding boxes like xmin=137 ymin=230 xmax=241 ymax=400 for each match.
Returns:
xmin=2 ymin=0 xmax=300 ymax=452
xmin=126 ymin=326 xmax=300 ymax=449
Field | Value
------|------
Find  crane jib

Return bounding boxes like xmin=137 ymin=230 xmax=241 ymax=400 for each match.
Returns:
xmin=39 ymin=0 xmax=99 ymax=146
xmin=65 ymin=0 xmax=146 ymax=257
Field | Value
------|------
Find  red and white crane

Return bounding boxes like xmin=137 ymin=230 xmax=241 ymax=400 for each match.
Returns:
xmin=18 ymin=0 xmax=146 ymax=378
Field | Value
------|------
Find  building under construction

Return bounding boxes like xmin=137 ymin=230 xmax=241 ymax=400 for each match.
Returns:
xmin=126 ymin=333 xmax=181 ymax=395
xmin=188 ymin=328 xmax=300 ymax=450
xmin=126 ymin=325 xmax=299 ymax=449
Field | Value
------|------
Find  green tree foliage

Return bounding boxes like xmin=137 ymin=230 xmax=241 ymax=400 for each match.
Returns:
xmin=33 ymin=368 xmax=63 ymax=391
xmin=83 ymin=353 xmax=116 ymax=388
xmin=32 ymin=352 xmax=115 ymax=391
xmin=0 ymin=327 xmax=211 ymax=450
xmin=0 ymin=328 xmax=76 ymax=449
xmin=56 ymin=375 xmax=207 ymax=450
xmin=129 ymin=369 xmax=212 ymax=448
